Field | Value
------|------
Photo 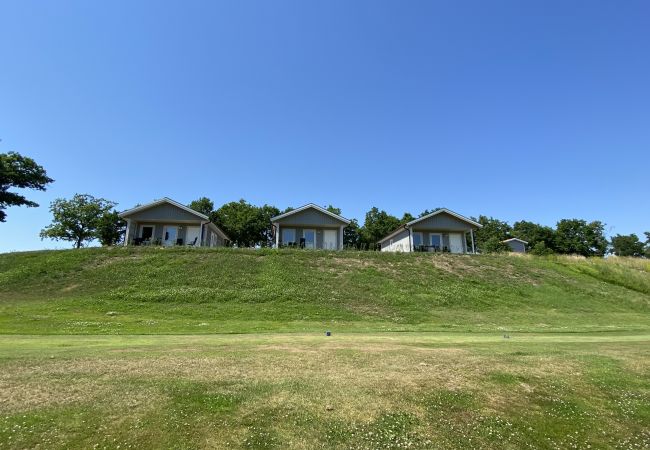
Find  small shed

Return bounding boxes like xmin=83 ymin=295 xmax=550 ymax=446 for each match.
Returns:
xmin=502 ymin=238 xmax=528 ymax=253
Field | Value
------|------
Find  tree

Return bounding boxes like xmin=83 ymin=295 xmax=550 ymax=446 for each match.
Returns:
xmin=0 ymin=151 xmax=53 ymax=222
xmin=646 ymin=232 xmax=650 ymax=257
xmin=343 ymin=219 xmax=361 ymax=249
xmin=211 ymin=200 xmax=258 ymax=247
xmin=473 ymin=215 xmax=512 ymax=253
xmin=97 ymin=210 xmax=126 ymax=246
xmin=360 ymin=207 xmax=401 ymax=248
xmin=40 ymin=194 xmax=116 ymax=248
xmin=512 ymin=220 xmax=555 ymax=252
xmin=400 ymin=212 xmax=415 ymax=224
xmin=554 ymin=219 xmax=607 ymax=257
xmin=418 ymin=208 xmax=443 ymax=218
xmin=325 ymin=205 xmax=341 ymax=215
xmin=257 ymin=204 xmax=281 ymax=247
xmin=211 ymin=199 xmax=279 ymax=247
xmin=188 ymin=197 xmax=214 ymax=216
xmin=530 ymin=241 xmax=554 ymax=256
xmin=610 ymin=234 xmax=645 ymax=257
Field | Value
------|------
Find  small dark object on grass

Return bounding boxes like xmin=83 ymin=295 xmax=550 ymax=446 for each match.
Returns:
xmin=503 ymin=334 xmax=510 ymax=339
xmin=325 ymin=331 xmax=331 ymax=336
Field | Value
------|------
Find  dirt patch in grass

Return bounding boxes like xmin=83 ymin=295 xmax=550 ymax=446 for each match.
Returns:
xmin=415 ymin=254 xmax=480 ymax=276
xmin=0 ymin=371 xmax=166 ymax=414
xmin=61 ymin=283 xmax=81 ymax=292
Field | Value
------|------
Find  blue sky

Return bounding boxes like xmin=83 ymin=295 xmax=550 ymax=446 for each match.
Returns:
xmin=1 ymin=0 xmax=648 ymax=252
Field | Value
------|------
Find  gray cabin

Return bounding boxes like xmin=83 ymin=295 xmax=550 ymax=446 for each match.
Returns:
xmin=378 ymin=208 xmax=482 ymax=253
xmin=271 ymin=204 xmax=350 ymax=250
xmin=502 ymin=238 xmax=527 ymax=253
xmin=119 ymin=197 xmax=230 ymax=247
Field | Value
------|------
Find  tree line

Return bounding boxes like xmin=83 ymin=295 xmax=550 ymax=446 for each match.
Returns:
xmin=2 ymin=151 xmax=649 ymax=257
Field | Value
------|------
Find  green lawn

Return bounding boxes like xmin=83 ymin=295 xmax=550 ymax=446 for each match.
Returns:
xmin=1 ymin=333 xmax=649 ymax=449
xmin=0 ymin=248 xmax=649 ymax=448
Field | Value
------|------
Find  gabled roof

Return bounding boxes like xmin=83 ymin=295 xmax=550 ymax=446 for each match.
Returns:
xmin=377 ymin=208 xmax=482 ymax=244
xmin=119 ymin=197 xmax=210 ymax=220
xmin=270 ymin=203 xmax=351 ymax=224
xmin=377 ymin=225 xmax=409 ymax=244
xmin=406 ymin=208 xmax=482 ymax=228
xmin=502 ymin=238 xmax=528 ymax=244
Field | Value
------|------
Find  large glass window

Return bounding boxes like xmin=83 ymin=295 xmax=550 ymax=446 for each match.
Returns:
xmin=282 ymin=228 xmax=296 ymax=245
xmin=303 ymin=229 xmax=316 ymax=249
xmin=412 ymin=232 xmax=422 ymax=247
xmin=430 ymin=234 xmax=442 ymax=249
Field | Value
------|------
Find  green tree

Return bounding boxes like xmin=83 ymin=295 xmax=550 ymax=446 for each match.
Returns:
xmin=257 ymin=204 xmax=281 ymax=247
xmin=473 ymin=215 xmax=512 ymax=253
xmin=530 ymin=241 xmax=554 ymax=256
xmin=188 ymin=197 xmax=214 ymax=216
xmin=554 ymin=219 xmax=607 ymax=256
xmin=610 ymin=234 xmax=645 ymax=257
xmin=400 ymin=212 xmax=415 ymax=224
xmin=360 ymin=207 xmax=401 ymax=248
xmin=343 ymin=219 xmax=361 ymax=249
xmin=97 ymin=210 xmax=126 ymax=246
xmin=40 ymin=194 xmax=116 ymax=248
xmin=0 ymin=151 xmax=54 ymax=222
xmin=645 ymin=232 xmax=650 ymax=257
xmin=418 ymin=208 xmax=443 ymax=218
xmin=325 ymin=205 xmax=341 ymax=215
xmin=512 ymin=220 xmax=555 ymax=252
xmin=211 ymin=200 xmax=279 ymax=247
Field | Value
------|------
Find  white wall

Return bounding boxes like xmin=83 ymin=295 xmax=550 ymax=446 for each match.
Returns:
xmin=380 ymin=229 xmax=411 ymax=252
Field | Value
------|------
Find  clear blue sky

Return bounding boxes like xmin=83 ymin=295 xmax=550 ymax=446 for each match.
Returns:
xmin=1 ymin=1 xmax=648 ymax=252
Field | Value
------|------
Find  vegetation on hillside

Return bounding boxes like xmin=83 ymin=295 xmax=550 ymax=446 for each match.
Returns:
xmin=1 ymin=249 xmax=649 ymax=449
xmin=1 ymin=248 xmax=648 ymax=335
xmin=39 ymin=194 xmax=125 ymax=248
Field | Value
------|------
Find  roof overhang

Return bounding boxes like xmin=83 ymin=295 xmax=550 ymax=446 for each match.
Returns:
xmin=270 ymin=203 xmax=351 ymax=225
xmin=377 ymin=208 xmax=482 ymax=244
xmin=502 ymin=238 xmax=528 ymax=244
xmin=378 ymin=225 xmax=409 ymax=244
xmin=207 ymin=222 xmax=231 ymax=241
xmin=406 ymin=208 xmax=482 ymax=228
xmin=119 ymin=197 xmax=209 ymax=220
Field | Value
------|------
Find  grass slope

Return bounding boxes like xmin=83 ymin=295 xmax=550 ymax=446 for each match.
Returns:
xmin=0 ymin=247 xmax=649 ymax=334
xmin=1 ymin=249 xmax=649 ymax=448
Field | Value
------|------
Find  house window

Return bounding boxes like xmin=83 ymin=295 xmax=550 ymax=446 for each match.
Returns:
xmin=412 ymin=232 xmax=422 ymax=248
xmin=141 ymin=226 xmax=154 ymax=240
xmin=430 ymin=234 xmax=442 ymax=249
xmin=282 ymin=228 xmax=296 ymax=245
xmin=303 ymin=229 xmax=316 ymax=249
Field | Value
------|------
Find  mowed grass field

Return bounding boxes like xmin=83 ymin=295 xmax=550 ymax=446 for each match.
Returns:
xmin=1 ymin=333 xmax=649 ymax=449
xmin=1 ymin=248 xmax=649 ymax=448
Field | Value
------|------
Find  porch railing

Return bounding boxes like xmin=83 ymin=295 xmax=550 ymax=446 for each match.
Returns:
xmin=414 ymin=245 xmax=450 ymax=253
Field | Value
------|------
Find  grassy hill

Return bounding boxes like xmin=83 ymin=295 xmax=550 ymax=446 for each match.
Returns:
xmin=1 ymin=247 xmax=648 ymax=334
xmin=1 ymin=248 xmax=649 ymax=448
